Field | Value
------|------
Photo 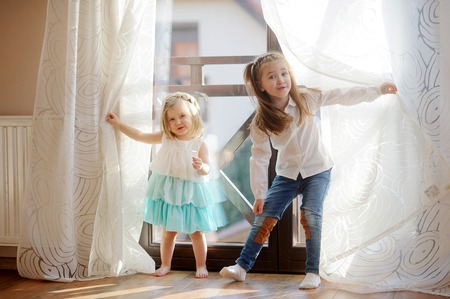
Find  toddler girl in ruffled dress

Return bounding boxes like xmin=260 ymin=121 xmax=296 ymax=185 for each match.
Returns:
xmin=106 ymin=92 xmax=227 ymax=278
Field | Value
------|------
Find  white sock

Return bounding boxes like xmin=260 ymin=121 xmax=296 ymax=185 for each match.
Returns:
xmin=299 ymin=273 xmax=321 ymax=289
xmin=219 ymin=264 xmax=246 ymax=282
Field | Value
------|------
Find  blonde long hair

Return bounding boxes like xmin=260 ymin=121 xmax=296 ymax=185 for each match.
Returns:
xmin=160 ymin=92 xmax=204 ymax=139
xmin=244 ymin=52 xmax=312 ymax=135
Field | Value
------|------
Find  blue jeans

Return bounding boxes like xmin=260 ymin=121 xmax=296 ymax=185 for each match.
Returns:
xmin=236 ymin=169 xmax=331 ymax=274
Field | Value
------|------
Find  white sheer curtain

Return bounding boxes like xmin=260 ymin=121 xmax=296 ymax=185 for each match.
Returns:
xmin=262 ymin=0 xmax=450 ymax=296
xmin=17 ymin=0 xmax=160 ymax=281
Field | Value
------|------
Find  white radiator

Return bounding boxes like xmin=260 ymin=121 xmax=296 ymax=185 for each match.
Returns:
xmin=0 ymin=116 xmax=32 ymax=246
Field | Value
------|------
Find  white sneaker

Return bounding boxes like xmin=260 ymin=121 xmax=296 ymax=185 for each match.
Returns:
xmin=299 ymin=273 xmax=321 ymax=289
xmin=219 ymin=264 xmax=246 ymax=282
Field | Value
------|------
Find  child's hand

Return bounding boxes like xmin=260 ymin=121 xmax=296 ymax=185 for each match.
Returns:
xmin=253 ymin=198 xmax=264 ymax=215
xmin=192 ymin=156 xmax=204 ymax=171
xmin=380 ymin=82 xmax=397 ymax=94
xmin=105 ymin=112 xmax=120 ymax=127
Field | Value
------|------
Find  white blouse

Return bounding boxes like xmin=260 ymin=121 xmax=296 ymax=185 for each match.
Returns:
xmin=249 ymin=86 xmax=383 ymax=200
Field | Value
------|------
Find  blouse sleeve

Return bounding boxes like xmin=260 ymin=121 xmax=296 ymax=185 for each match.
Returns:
xmin=249 ymin=125 xmax=272 ymax=201
xmin=305 ymin=86 xmax=382 ymax=112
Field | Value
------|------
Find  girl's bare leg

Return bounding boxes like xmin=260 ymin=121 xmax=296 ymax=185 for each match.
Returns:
xmin=189 ymin=231 xmax=208 ymax=278
xmin=154 ymin=228 xmax=177 ymax=277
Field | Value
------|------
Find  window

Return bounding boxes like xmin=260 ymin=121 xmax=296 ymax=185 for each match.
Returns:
xmin=141 ymin=0 xmax=308 ymax=274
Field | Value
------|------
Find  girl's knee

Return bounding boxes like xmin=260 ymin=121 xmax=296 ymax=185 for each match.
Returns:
xmin=189 ymin=231 xmax=205 ymax=240
xmin=189 ymin=231 xmax=204 ymax=236
xmin=164 ymin=230 xmax=178 ymax=240
xmin=300 ymin=209 xmax=321 ymax=239
xmin=300 ymin=210 xmax=311 ymax=239
xmin=254 ymin=217 xmax=278 ymax=245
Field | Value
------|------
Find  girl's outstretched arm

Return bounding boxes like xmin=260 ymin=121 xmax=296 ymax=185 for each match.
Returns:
xmin=106 ymin=112 xmax=163 ymax=144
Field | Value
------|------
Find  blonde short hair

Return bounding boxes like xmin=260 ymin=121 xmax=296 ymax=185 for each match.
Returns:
xmin=160 ymin=92 xmax=204 ymax=139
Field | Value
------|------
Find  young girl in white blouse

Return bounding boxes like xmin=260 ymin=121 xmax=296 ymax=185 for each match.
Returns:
xmin=220 ymin=51 xmax=397 ymax=289
xmin=107 ymin=92 xmax=227 ymax=278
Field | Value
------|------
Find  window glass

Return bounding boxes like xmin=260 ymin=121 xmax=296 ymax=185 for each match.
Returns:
xmin=152 ymin=0 xmax=266 ymax=244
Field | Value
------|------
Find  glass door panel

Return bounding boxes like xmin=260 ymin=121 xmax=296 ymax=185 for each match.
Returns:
xmin=141 ymin=0 xmax=308 ymax=274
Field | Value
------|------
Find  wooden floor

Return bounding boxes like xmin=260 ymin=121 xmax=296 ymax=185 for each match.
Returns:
xmin=0 ymin=269 xmax=444 ymax=299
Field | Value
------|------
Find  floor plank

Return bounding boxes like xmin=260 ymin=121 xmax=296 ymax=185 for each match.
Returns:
xmin=0 ymin=269 xmax=444 ymax=298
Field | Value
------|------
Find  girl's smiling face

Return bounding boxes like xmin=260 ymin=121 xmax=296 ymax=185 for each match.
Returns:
xmin=258 ymin=60 xmax=292 ymax=109
xmin=166 ymin=101 xmax=193 ymax=140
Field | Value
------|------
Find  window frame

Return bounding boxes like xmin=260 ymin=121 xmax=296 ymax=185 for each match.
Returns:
xmin=139 ymin=27 xmax=307 ymax=274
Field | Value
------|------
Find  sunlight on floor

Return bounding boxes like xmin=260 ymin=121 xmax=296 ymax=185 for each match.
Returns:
xmin=52 ymin=285 xmax=172 ymax=299
xmin=49 ymin=283 xmax=117 ymax=293
xmin=157 ymin=288 xmax=257 ymax=299
xmin=52 ymin=285 xmax=257 ymax=299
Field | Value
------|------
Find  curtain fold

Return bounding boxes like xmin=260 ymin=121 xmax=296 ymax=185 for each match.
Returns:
xmin=17 ymin=0 xmax=157 ymax=281
xmin=262 ymin=0 xmax=450 ymax=296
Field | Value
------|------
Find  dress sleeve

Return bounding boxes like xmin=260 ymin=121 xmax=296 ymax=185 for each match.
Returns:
xmin=249 ymin=125 xmax=272 ymax=200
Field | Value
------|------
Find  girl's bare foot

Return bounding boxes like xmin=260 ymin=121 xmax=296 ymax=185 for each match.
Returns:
xmin=195 ymin=266 xmax=208 ymax=278
xmin=154 ymin=266 xmax=170 ymax=277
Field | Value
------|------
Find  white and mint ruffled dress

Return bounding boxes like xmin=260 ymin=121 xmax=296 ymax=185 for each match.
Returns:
xmin=144 ymin=134 xmax=228 ymax=234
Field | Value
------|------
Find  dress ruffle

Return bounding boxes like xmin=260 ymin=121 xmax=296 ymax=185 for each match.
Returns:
xmin=144 ymin=173 xmax=228 ymax=234
xmin=146 ymin=173 xmax=226 ymax=207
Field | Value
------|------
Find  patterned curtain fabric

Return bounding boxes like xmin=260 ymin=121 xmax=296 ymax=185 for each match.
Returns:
xmin=262 ymin=0 xmax=450 ymax=296
xmin=17 ymin=0 xmax=160 ymax=281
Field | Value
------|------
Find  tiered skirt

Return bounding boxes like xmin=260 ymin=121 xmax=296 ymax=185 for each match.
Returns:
xmin=144 ymin=173 xmax=228 ymax=234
